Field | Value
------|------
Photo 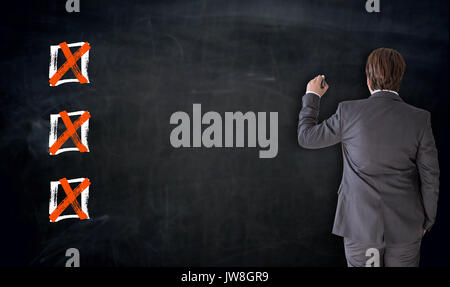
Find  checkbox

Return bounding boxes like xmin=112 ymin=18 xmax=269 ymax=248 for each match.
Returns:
xmin=49 ymin=177 xmax=91 ymax=222
xmin=49 ymin=110 xmax=90 ymax=155
xmin=49 ymin=42 xmax=90 ymax=87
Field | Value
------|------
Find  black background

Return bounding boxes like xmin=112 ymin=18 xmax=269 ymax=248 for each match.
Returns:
xmin=0 ymin=0 xmax=448 ymax=266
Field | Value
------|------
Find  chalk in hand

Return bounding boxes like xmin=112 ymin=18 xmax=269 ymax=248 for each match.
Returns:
xmin=320 ymin=75 xmax=326 ymax=89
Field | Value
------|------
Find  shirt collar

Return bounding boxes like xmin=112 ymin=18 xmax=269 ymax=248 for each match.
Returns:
xmin=370 ymin=89 xmax=403 ymax=102
xmin=371 ymin=89 xmax=399 ymax=96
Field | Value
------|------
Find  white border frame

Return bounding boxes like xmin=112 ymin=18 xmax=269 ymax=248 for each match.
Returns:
xmin=49 ymin=42 xmax=90 ymax=87
xmin=49 ymin=111 xmax=90 ymax=155
xmin=49 ymin=178 xmax=90 ymax=222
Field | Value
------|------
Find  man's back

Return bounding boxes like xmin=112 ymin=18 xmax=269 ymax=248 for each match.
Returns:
xmin=341 ymin=92 xmax=426 ymax=175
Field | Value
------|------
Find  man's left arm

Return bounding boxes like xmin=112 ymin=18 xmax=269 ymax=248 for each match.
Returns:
xmin=297 ymin=75 xmax=343 ymax=149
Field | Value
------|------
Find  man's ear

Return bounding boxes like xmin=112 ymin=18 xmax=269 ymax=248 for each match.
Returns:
xmin=367 ymin=78 xmax=373 ymax=93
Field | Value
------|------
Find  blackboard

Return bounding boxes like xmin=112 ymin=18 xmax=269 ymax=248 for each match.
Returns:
xmin=0 ymin=0 xmax=448 ymax=266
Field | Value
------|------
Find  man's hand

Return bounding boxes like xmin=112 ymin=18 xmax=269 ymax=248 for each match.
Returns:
xmin=306 ymin=75 xmax=329 ymax=97
xmin=423 ymin=229 xmax=427 ymax=236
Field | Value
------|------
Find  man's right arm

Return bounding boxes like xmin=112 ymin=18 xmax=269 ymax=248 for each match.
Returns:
xmin=417 ymin=112 xmax=440 ymax=232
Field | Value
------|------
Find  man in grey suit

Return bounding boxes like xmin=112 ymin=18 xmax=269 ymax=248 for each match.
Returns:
xmin=297 ymin=48 xmax=440 ymax=267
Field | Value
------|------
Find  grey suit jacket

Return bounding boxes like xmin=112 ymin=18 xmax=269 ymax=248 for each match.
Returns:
xmin=298 ymin=91 xmax=440 ymax=244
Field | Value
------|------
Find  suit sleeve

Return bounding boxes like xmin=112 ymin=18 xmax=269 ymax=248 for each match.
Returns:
xmin=297 ymin=93 xmax=342 ymax=149
xmin=417 ymin=112 xmax=440 ymax=231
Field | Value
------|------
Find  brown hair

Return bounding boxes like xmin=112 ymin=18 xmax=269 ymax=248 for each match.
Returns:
xmin=365 ymin=48 xmax=406 ymax=92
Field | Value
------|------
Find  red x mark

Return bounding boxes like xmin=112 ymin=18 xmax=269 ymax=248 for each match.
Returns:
xmin=49 ymin=110 xmax=91 ymax=155
xmin=49 ymin=42 xmax=91 ymax=86
xmin=49 ymin=178 xmax=91 ymax=222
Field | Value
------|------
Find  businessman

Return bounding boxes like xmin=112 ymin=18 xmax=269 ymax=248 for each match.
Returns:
xmin=297 ymin=48 xmax=440 ymax=267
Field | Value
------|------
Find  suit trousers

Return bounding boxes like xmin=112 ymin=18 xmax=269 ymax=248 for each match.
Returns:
xmin=343 ymin=237 xmax=422 ymax=267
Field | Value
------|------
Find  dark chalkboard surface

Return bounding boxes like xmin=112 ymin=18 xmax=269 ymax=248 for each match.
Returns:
xmin=0 ymin=0 xmax=448 ymax=266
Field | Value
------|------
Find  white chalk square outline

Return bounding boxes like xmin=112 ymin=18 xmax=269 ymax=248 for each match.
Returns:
xmin=49 ymin=42 xmax=90 ymax=87
xmin=49 ymin=178 xmax=90 ymax=223
xmin=49 ymin=111 xmax=90 ymax=155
